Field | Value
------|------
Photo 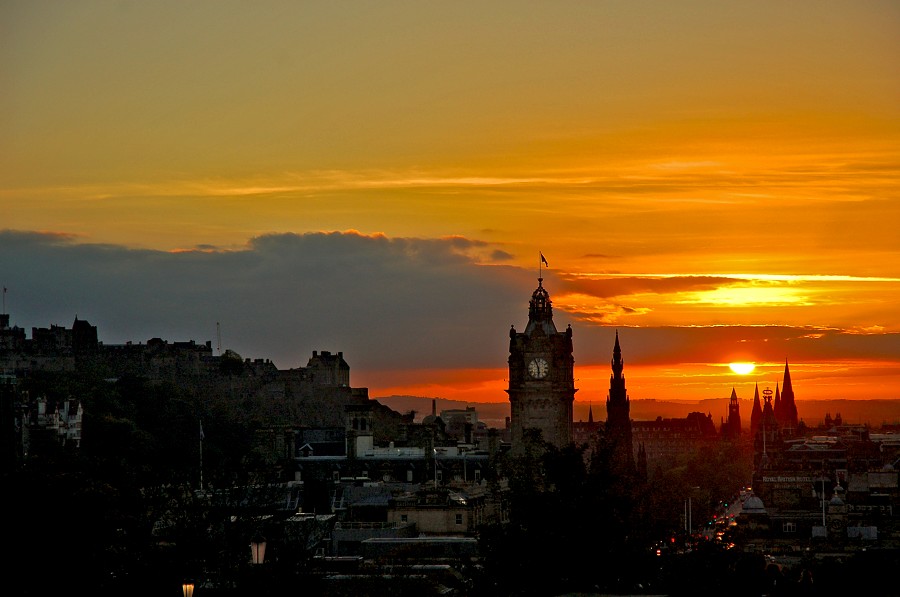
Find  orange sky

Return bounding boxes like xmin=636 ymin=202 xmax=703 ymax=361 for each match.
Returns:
xmin=2 ymin=2 xmax=899 ymax=406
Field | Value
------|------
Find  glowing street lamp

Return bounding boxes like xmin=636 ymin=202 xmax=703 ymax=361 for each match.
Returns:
xmin=182 ymin=582 xmax=195 ymax=597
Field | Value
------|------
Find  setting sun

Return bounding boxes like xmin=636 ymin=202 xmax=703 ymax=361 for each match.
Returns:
xmin=729 ymin=362 xmax=756 ymax=375
xmin=2 ymin=2 xmax=898 ymax=404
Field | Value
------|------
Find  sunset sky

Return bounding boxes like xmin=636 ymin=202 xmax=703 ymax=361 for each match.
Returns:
xmin=2 ymin=1 xmax=899 ymax=410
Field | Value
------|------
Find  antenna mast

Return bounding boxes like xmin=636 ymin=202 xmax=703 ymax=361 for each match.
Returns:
xmin=216 ymin=322 xmax=222 ymax=355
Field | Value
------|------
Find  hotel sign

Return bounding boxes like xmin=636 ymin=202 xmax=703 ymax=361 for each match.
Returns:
xmin=848 ymin=504 xmax=892 ymax=515
xmin=762 ymin=476 xmax=815 ymax=483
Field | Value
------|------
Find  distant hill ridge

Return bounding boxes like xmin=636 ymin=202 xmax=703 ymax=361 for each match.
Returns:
xmin=374 ymin=395 xmax=900 ymax=430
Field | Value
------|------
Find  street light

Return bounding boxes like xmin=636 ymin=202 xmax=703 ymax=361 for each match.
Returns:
xmin=250 ymin=534 xmax=267 ymax=565
xmin=685 ymin=486 xmax=700 ymax=540
xmin=686 ymin=496 xmax=692 ymax=535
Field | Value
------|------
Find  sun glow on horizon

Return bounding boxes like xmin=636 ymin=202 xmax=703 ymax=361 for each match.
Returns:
xmin=360 ymin=359 xmax=898 ymax=404
xmin=729 ymin=362 xmax=756 ymax=375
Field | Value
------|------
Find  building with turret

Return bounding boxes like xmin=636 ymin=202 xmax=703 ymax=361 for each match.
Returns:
xmin=721 ymin=387 xmax=742 ymax=439
xmin=740 ymin=361 xmax=900 ymax=550
xmin=506 ymin=277 xmax=576 ymax=450
xmin=754 ymin=387 xmax=782 ymax=471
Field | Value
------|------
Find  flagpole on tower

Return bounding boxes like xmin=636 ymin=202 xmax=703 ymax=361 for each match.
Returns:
xmin=539 ymin=252 xmax=548 ymax=279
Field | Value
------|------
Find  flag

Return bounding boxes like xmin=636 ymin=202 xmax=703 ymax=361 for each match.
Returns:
xmin=199 ymin=420 xmax=205 ymax=441
xmin=540 ymin=252 xmax=548 ymax=267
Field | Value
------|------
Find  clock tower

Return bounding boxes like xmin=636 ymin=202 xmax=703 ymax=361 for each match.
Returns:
xmin=507 ymin=277 xmax=576 ymax=449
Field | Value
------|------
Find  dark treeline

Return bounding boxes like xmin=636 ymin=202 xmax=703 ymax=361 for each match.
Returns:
xmin=8 ymin=368 xmax=282 ymax=596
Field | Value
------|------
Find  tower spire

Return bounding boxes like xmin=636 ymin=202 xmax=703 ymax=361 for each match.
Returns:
xmin=774 ymin=383 xmax=783 ymax=425
xmin=750 ymin=383 xmax=762 ymax=439
xmin=726 ymin=387 xmax=741 ymax=439
xmin=606 ymin=331 xmax=634 ymax=474
xmin=611 ymin=330 xmax=623 ymax=377
xmin=781 ymin=359 xmax=798 ymax=434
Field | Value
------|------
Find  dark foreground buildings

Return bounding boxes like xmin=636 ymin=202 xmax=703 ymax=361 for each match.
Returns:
xmin=4 ymin=280 xmax=900 ymax=595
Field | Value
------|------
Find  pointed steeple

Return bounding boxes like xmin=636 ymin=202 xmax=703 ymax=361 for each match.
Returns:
xmin=726 ymin=387 xmax=741 ymax=438
xmin=637 ymin=442 xmax=648 ymax=479
xmin=762 ymin=388 xmax=776 ymax=423
xmin=611 ymin=330 xmax=624 ymax=379
xmin=750 ymin=383 xmax=762 ymax=438
xmin=773 ymin=383 xmax=783 ymax=425
xmin=606 ymin=330 xmax=634 ymax=474
xmin=781 ymin=359 xmax=798 ymax=434
xmin=588 ymin=403 xmax=594 ymax=424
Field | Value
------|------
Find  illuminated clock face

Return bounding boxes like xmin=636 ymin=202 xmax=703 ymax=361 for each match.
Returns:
xmin=528 ymin=358 xmax=549 ymax=379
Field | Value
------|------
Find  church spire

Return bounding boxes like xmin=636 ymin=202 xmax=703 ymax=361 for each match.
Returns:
xmin=780 ymin=359 xmax=798 ymax=435
xmin=750 ymin=383 xmax=762 ymax=439
xmin=773 ymin=383 xmax=783 ymax=424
